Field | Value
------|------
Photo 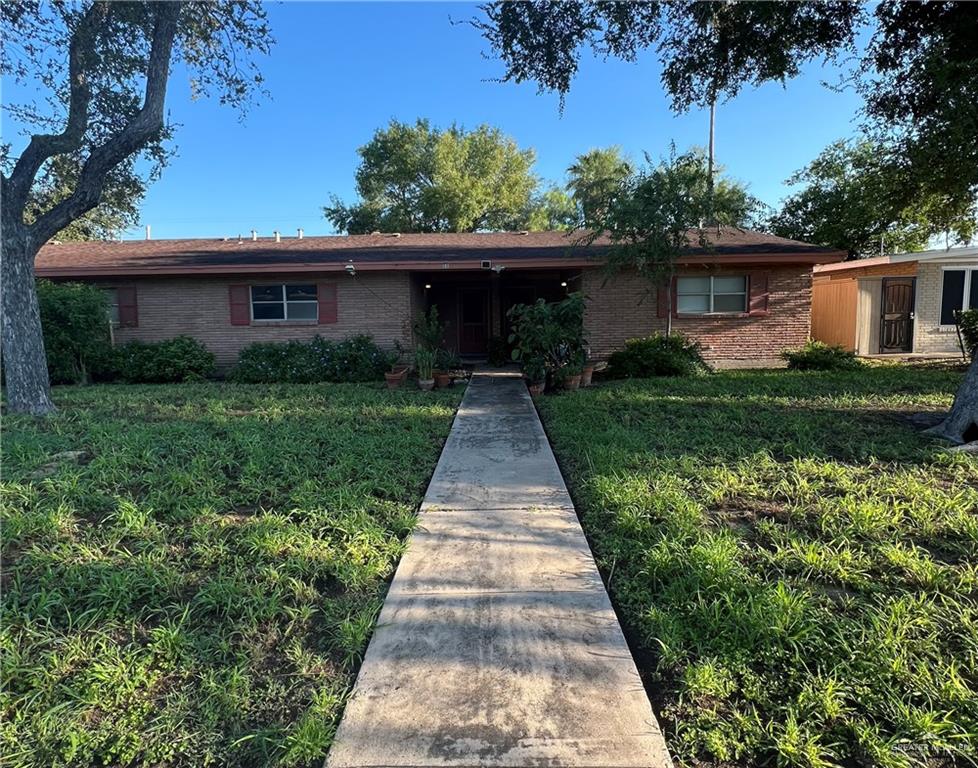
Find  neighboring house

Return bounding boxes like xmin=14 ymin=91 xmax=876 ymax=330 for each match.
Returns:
xmin=812 ymin=246 xmax=978 ymax=357
xmin=35 ymin=228 xmax=842 ymax=372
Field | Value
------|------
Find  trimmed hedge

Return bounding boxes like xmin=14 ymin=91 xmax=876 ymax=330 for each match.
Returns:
xmin=607 ymin=333 xmax=709 ymax=378
xmin=781 ymin=340 xmax=863 ymax=371
xmin=229 ymin=335 xmax=394 ymax=383
xmin=115 ymin=336 xmax=216 ymax=383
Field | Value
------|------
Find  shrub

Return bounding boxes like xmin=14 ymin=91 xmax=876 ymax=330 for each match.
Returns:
xmin=229 ymin=335 xmax=393 ymax=383
xmin=116 ymin=336 xmax=216 ymax=383
xmin=607 ymin=333 xmax=708 ymax=378
xmin=35 ymin=280 xmax=116 ymax=384
xmin=781 ymin=340 xmax=863 ymax=371
xmin=955 ymin=308 xmax=978 ymax=357
xmin=508 ymin=293 xmax=586 ymax=384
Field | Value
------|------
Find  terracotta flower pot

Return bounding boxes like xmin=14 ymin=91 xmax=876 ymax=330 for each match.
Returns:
xmin=581 ymin=364 xmax=595 ymax=387
xmin=417 ymin=378 xmax=435 ymax=391
xmin=384 ymin=371 xmax=404 ymax=390
xmin=433 ymin=371 xmax=452 ymax=389
xmin=563 ymin=374 xmax=582 ymax=391
xmin=528 ymin=382 xmax=545 ymax=396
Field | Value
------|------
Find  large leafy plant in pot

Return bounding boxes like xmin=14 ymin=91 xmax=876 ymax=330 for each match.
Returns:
xmin=507 ymin=293 xmax=586 ymax=391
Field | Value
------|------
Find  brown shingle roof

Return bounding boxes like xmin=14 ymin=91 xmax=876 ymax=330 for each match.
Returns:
xmin=35 ymin=228 xmax=843 ymax=277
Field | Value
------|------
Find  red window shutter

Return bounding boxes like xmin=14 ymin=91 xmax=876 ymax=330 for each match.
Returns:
xmin=656 ymin=282 xmax=669 ymax=318
xmin=749 ymin=272 xmax=770 ymax=316
xmin=318 ymin=282 xmax=338 ymax=324
xmin=656 ymin=277 xmax=679 ymax=318
xmin=229 ymin=285 xmax=251 ymax=326
xmin=117 ymin=286 xmax=138 ymax=327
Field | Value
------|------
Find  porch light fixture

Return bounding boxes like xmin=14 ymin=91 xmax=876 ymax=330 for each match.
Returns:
xmin=560 ymin=281 xmax=568 ymax=287
xmin=424 ymin=283 xmax=432 ymax=289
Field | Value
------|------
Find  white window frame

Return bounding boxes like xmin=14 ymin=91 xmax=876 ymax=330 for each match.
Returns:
xmin=676 ymin=275 xmax=748 ymax=315
xmin=938 ymin=266 xmax=978 ymax=329
xmin=250 ymin=284 xmax=319 ymax=322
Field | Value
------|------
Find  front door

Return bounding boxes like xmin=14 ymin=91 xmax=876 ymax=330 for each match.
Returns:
xmin=880 ymin=277 xmax=915 ymax=353
xmin=458 ymin=288 xmax=489 ymax=356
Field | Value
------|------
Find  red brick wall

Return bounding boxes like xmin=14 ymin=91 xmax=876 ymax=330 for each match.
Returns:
xmin=582 ymin=266 xmax=813 ymax=367
xmin=90 ymin=265 xmax=813 ymax=373
xmin=104 ymin=273 xmax=414 ymax=372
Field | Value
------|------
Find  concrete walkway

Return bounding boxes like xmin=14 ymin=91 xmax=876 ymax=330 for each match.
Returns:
xmin=326 ymin=371 xmax=672 ymax=768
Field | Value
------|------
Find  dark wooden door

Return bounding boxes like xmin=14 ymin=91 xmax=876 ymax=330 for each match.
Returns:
xmin=458 ymin=288 xmax=489 ymax=355
xmin=880 ymin=277 xmax=915 ymax=353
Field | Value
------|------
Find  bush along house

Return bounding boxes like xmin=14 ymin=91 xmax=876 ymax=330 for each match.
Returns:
xmin=34 ymin=228 xmax=844 ymax=373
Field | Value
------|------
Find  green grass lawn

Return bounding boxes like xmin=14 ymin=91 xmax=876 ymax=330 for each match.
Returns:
xmin=537 ymin=366 xmax=978 ymax=768
xmin=1 ymin=382 xmax=462 ymax=768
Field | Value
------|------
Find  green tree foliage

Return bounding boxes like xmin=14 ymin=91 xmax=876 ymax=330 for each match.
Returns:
xmin=22 ymin=154 xmax=145 ymax=241
xmin=770 ymin=140 xmax=977 ymax=259
xmin=324 ymin=119 xmax=540 ymax=233
xmin=474 ymin=2 xmax=977 ymax=216
xmin=861 ymin=3 xmax=978 ymax=211
xmin=525 ymin=186 xmax=579 ymax=231
xmin=566 ymin=147 xmax=633 ymax=226
xmin=474 ymin=2 xmax=860 ymax=110
xmin=582 ymin=148 xmax=759 ymax=331
xmin=34 ymin=280 xmax=114 ymax=384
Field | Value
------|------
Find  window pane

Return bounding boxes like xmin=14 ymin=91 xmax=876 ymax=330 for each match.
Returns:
xmin=287 ymin=301 xmax=318 ymax=320
xmin=677 ymin=276 xmax=710 ymax=294
xmin=677 ymin=294 xmax=709 ymax=313
xmin=714 ymin=293 xmax=747 ymax=312
xmin=103 ymin=289 xmax=119 ymax=324
xmin=252 ymin=285 xmax=282 ymax=302
xmin=941 ymin=270 xmax=965 ymax=325
xmin=286 ymin=284 xmax=317 ymax=301
xmin=970 ymin=270 xmax=978 ymax=310
xmin=252 ymin=302 xmax=285 ymax=320
xmin=714 ymin=276 xmax=747 ymax=294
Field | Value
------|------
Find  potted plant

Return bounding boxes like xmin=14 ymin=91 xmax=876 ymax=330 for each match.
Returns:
xmin=581 ymin=348 xmax=596 ymax=387
xmin=433 ymin=348 xmax=460 ymax=388
xmin=415 ymin=347 xmax=435 ymax=391
xmin=508 ymin=293 xmax=587 ymax=396
xmin=562 ymin=362 xmax=583 ymax=391
xmin=524 ymin=357 xmax=547 ymax=396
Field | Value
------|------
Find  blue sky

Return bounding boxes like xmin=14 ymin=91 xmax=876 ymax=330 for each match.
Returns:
xmin=5 ymin=1 xmax=866 ymax=239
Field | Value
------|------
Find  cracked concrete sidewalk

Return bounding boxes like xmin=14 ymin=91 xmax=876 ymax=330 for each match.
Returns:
xmin=326 ymin=371 xmax=673 ymax=768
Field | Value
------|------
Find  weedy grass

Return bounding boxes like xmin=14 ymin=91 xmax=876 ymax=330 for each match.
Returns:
xmin=1 ymin=382 xmax=462 ymax=768
xmin=537 ymin=367 xmax=978 ymax=768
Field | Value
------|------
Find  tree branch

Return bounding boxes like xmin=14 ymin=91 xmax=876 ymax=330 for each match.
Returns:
xmin=29 ymin=2 xmax=181 ymax=246
xmin=5 ymin=2 xmax=106 ymax=215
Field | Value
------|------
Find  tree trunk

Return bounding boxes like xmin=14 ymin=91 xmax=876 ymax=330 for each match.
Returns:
xmin=926 ymin=355 xmax=978 ymax=444
xmin=1 ymin=232 xmax=55 ymax=415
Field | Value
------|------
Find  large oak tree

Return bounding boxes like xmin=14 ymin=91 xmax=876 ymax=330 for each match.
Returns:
xmin=770 ymin=139 xmax=977 ymax=259
xmin=324 ymin=119 xmax=541 ymax=234
xmin=1 ymin=1 xmax=272 ymax=414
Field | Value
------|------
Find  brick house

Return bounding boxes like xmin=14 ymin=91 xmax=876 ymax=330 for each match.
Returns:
xmin=35 ymin=228 xmax=842 ymax=372
xmin=812 ymin=246 xmax=978 ymax=357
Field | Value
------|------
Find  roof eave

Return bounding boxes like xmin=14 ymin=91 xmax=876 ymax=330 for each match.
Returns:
xmin=34 ymin=249 xmax=844 ymax=279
